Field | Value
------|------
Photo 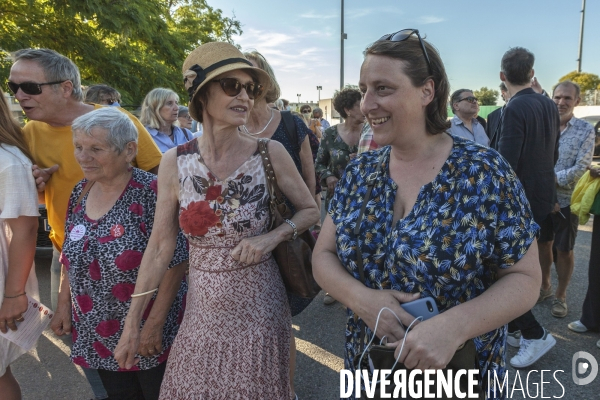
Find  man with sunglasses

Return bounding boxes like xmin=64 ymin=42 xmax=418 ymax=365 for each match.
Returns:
xmin=492 ymin=46 xmax=560 ymax=369
xmin=449 ymin=89 xmax=489 ymax=146
xmin=7 ymin=48 xmax=162 ymax=400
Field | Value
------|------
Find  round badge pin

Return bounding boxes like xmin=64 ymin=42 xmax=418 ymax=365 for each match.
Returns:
xmin=69 ymin=224 xmax=86 ymax=241
xmin=110 ymin=224 xmax=125 ymax=238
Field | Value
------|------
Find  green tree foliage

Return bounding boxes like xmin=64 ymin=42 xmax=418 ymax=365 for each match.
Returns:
xmin=559 ymin=71 xmax=600 ymax=92
xmin=473 ymin=87 xmax=499 ymax=106
xmin=0 ymin=0 xmax=241 ymax=105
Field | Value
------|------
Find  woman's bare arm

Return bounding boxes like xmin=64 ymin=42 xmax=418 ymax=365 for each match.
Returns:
xmin=115 ymin=148 xmax=181 ymax=369
xmin=230 ymin=140 xmax=319 ymax=264
xmin=0 ymin=216 xmax=37 ymax=333
xmin=397 ymin=240 xmax=541 ymax=370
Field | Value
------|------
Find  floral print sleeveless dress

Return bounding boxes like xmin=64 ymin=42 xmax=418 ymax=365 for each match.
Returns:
xmin=159 ymin=139 xmax=292 ymax=399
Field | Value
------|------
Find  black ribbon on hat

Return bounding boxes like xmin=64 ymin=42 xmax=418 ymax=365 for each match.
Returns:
xmin=184 ymin=58 xmax=252 ymax=101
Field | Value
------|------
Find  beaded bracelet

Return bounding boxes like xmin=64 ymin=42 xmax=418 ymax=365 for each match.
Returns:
xmin=284 ymin=219 xmax=298 ymax=241
xmin=4 ymin=292 xmax=26 ymax=299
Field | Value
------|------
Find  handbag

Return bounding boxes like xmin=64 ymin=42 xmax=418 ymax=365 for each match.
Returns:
xmin=257 ymin=139 xmax=321 ymax=299
xmin=351 ymin=156 xmax=484 ymax=400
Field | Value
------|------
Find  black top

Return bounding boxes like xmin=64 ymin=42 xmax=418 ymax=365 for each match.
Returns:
xmin=491 ymin=88 xmax=560 ymax=223
xmin=271 ymin=115 xmax=309 ymax=174
xmin=486 ymin=107 xmax=502 ymax=140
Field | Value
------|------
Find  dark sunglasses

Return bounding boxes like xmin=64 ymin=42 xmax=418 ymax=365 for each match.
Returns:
xmin=7 ymin=80 xmax=66 ymax=95
xmin=458 ymin=96 xmax=478 ymax=104
xmin=211 ymin=78 xmax=264 ymax=100
xmin=379 ymin=29 xmax=433 ymax=75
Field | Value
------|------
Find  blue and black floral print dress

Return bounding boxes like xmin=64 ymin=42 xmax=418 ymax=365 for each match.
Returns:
xmin=329 ymin=135 xmax=539 ymax=398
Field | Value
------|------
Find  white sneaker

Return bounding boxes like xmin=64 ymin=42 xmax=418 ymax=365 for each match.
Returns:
xmin=567 ymin=320 xmax=588 ymax=333
xmin=507 ymin=330 xmax=521 ymax=348
xmin=510 ymin=329 xmax=556 ymax=368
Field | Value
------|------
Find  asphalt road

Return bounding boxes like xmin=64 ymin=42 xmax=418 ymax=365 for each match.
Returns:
xmin=11 ymin=218 xmax=600 ymax=400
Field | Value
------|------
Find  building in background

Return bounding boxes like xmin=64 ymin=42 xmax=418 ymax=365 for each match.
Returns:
xmin=4 ymin=93 xmax=24 ymax=124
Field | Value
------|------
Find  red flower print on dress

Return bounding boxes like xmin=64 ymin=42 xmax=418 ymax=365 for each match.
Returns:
xmin=130 ymin=180 xmax=144 ymax=189
xmin=93 ymin=341 xmax=113 ymax=358
xmin=89 ymin=259 xmax=101 ymax=280
xmin=150 ymin=179 xmax=158 ymax=194
xmin=115 ymin=250 xmax=143 ymax=271
xmin=129 ymin=203 xmax=143 ymax=216
xmin=73 ymin=356 xmax=90 ymax=368
xmin=76 ymin=294 xmax=93 ymax=314
xmin=142 ymin=298 xmax=155 ymax=320
xmin=72 ymin=306 xmax=80 ymax=322
xmin=179 ymin=201 xmax=220 ymax=236
xmin=139 ymin=222 xmax=147 ymax=235
xmin=95 ymin=319 xmax=121 ymax=338
xmin=72 ymin=326 xmax=77 ymax=342
xmin=98 ymin=235 xmax=116 ymax=244
xmin=60 ymin=255 xmax=70 ymax=271
xmin=112 ymin=283 xmax=135 ymax=302
xmin=205 ymin=185 xmax=222 ymax=201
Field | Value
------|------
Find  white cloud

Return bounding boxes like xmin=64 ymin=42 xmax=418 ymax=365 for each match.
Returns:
xmin=300 ymin=12 xmax=337 ymax=19
xmin=418 ymin=16 xmax=445 ymax=24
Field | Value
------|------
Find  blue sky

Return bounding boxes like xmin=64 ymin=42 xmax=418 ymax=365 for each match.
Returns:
xmin=213 ymin=0 xmax=600 ymax=104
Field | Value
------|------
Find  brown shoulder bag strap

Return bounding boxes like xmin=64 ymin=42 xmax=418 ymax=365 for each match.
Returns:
xmin=258 ymin=139 xmax=285 ymax=205
xmin=72 ymin=180 xmax=95 ymax=211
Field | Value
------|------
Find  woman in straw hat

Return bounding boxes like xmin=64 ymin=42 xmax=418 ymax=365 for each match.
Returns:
xmin=115 ymin=42 xmax=319 ymax=399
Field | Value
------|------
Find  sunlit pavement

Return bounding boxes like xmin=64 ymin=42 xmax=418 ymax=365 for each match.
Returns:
xmin=12 ymin=217 xmax=600 ymax=399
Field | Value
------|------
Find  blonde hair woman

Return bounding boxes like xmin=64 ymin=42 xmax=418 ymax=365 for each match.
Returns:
xmin=141 ymin=88 xmax=193 ymax=153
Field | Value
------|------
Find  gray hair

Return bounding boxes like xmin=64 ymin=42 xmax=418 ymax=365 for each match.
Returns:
xmin=72 ymin=107 xmax=138 ymax=153
xmin=178 ymin=105 xmax=189 ymax=117
xmin=13 ymin=49 xmax=84 ymax=101
xmin=553 ymin=80 xmax=581 ymax=99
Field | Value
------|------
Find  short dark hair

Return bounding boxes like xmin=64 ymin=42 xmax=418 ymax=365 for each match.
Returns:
xmin=450 ymin=89 xmax=472 ymax=112
xmin=365 ymin=37 xmax=450 ymax=134
xmin=501 ymin=47 xmax=534 ymax=86
xmin=332 ymin=88 xmax=361 ymax=119
xmin=499 ymin=82 xmax=507 ymax=92
xmin=553 ymin=80 xmax=581 ymax=99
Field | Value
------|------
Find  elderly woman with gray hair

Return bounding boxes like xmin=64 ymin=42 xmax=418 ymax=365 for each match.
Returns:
xmin=50 ymin=107 xmax=188 ymax=400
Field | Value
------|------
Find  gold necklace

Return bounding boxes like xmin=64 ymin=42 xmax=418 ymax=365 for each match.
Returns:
xmin=242 ymin=108 xmax=274 ymax=136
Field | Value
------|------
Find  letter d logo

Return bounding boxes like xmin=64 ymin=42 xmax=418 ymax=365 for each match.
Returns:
xmin=572 ymin=351 xmax=598 ymax=385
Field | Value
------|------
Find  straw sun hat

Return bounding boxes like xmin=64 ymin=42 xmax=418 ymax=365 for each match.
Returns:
xmin=182 ymin=42 xmax=271 ymax=121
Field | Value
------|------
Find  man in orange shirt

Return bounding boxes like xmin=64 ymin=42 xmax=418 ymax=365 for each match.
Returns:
xmin=8 ymin=48 xmax=162 ymax=400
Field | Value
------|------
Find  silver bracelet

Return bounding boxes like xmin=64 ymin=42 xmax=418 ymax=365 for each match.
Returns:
xmin=284 ymin=219 xmax=298 ymax=241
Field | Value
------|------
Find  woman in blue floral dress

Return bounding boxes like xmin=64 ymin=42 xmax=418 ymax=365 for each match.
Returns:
xmin=313 ymin=31 xmax=542 ymax=400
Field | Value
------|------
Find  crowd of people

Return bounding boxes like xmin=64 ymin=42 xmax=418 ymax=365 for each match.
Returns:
xmin=0 ymin=28 xmax=598 ymax=400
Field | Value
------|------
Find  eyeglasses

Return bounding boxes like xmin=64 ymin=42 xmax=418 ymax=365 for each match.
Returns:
xmin=379 ymin=29 xmax=433 ymax=75
xmin=180 ymin=114 xmax=192 ymax=120
xmin=211 ymin=78 xmax=264 ymax=100
xmin=102 ymin=98 xmax=119 ymax=105
xmin=301 ymin=110 xmax=311 ymax=114
xmin=7 ymin=80 xmax=66 ymax=95
xmin=457 ymin=96 xmax=478 ymax=104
